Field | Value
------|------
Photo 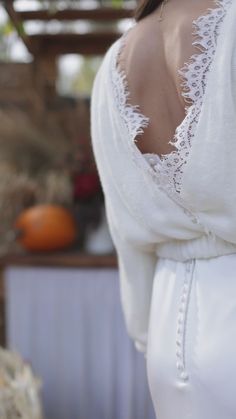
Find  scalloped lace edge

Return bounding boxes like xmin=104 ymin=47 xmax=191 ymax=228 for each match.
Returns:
xmin=158 ymin=0 xmax=232 ymax=194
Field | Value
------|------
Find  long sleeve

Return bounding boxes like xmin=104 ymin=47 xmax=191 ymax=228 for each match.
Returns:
xmin=90 ymin=53 xmax=158 ymax=354
xmin=104 ymin=197 xmax=157 ymax=354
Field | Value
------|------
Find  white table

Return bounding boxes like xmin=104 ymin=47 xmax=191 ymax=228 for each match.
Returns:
xmin=4 ymin=265 xmax=156 ymax=419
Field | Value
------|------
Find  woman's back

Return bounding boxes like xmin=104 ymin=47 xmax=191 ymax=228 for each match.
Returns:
xmin=116 ymin=0 xmax=219 ymax=156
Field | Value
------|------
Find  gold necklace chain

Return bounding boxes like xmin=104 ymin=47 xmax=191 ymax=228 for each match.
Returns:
xmin=158 ymin=0 xmax=169 ymax=22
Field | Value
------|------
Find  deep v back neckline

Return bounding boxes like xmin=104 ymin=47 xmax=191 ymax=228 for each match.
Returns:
xmin=110 ymin=0 xmax=232 ymax=207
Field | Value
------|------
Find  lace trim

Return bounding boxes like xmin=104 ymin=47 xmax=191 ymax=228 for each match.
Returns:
xmin=111 ymin=33 xmax=150 ymax=142
xmin=153 ymin=0 xmax=232 ymax=194
xmin=110 ymin=0 xmax=231 ymax=231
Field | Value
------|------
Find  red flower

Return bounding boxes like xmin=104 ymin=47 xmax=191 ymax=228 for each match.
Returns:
xmin=74 ymin=172 xmax=100 ymax=200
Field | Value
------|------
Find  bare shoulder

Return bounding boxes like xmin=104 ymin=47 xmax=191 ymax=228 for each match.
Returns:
xmin=120 ymin=14 xmax=162 ymax=66
xmin=118 ymin=16 xmax=164 ymax=92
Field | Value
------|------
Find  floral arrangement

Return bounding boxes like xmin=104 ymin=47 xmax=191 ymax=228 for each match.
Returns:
xmin=0 ymin=108 xmax=106 ymax=254
xmin=0 ymin=347 xmax=44 ymax=419
xmin=0 ymin=110 xmax=73 ymax=254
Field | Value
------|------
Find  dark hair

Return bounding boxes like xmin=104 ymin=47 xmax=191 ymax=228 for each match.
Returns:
xmin=134 ymin=0 xmax=163 ymax=22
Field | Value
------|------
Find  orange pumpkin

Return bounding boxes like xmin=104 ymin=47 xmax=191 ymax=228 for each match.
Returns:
xmin=14 ymin=205 xmax=77 ymax=252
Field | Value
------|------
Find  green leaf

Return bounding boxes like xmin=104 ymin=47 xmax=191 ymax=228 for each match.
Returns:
xmin=2 ymin=20 xmax=14 ymax=36
xmin=111 ymin=0 xmax=124 ymax=8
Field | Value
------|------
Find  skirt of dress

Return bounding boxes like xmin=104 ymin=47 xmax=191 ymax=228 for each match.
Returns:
xmin=146 ymin=253 xmax=236 ymax=419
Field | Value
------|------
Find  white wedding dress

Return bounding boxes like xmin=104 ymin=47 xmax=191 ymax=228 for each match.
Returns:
xmin=91 ymin=1 xmax=236 ymax=418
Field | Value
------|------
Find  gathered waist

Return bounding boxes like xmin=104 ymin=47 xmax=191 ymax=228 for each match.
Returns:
xmin=155 ymin=235 xmax=236 ymax=262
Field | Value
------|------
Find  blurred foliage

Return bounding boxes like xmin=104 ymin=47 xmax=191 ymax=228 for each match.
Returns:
xmin=72 ymin=57 xmax=102 ymax=96
xmin=111 ymin=0 xmax=125 ymax=7
xmin=0 ymin=19 xmax=13 ymax=37
xmin=0 ymin=17 xmax=14 ymax=61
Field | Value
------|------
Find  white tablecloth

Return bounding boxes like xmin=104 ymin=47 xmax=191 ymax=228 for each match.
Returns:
xmin=4 ymin=266 xmax=156 ymax=419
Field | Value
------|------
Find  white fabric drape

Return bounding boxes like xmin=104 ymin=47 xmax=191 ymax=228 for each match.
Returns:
xmin=4 ymin=266 xmax=155 ymax=419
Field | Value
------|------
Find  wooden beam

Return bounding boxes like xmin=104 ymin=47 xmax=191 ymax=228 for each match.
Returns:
xmin=0 ymin=252 xmax=117 ymax=269
xmin=29 ymin=32 xmax=121 ymax=56
xmin=18 ymin=7 xmax=134 ymax=21
xmin=3 ymin=0 xmax=35 ymax=54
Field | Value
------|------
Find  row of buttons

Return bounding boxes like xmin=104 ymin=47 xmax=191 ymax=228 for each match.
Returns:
xmin=176 ymin=259 xmax=195 ymax=382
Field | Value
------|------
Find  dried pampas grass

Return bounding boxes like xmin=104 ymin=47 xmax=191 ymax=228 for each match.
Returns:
xmin=0 ymin=347 xmax=44 ymax=419
xmin=0 ymin=111 xmax=69 ymax=175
